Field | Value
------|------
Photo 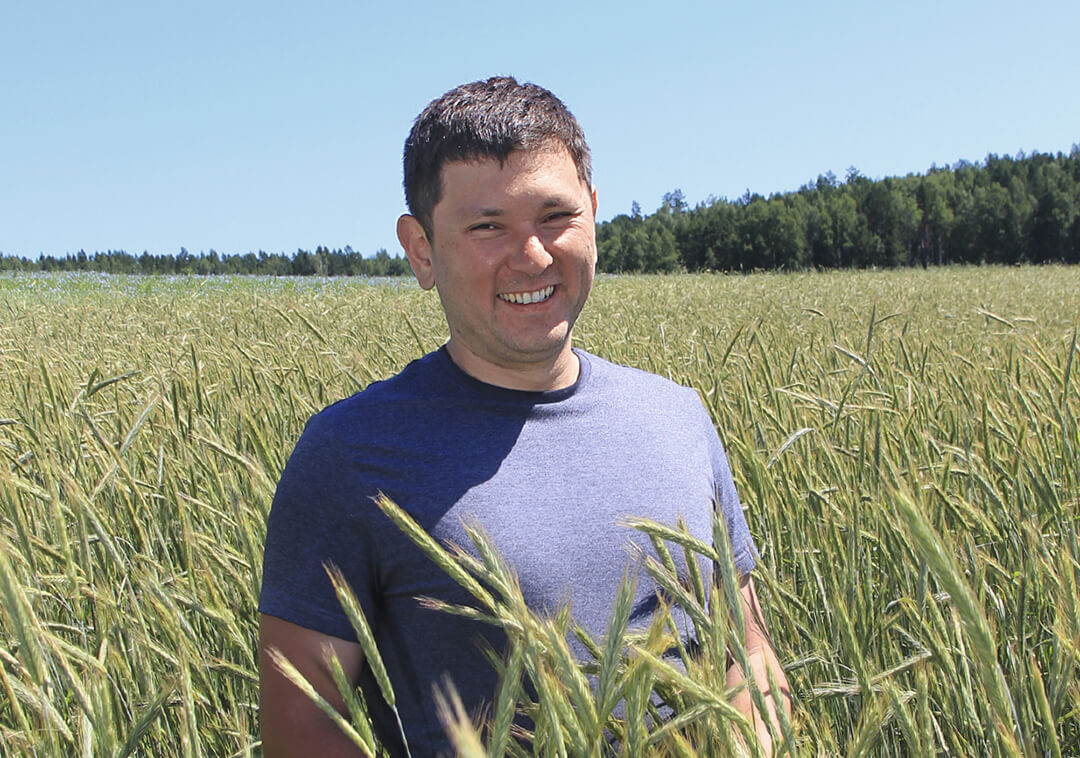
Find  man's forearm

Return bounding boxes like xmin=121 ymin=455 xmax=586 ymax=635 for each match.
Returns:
xmin=728 ymin=641 xmax=791 ymax=755
xmin=262 ymin=711 xmax=370 ymax=758
xmin=258 ymin=615 xmax=370 ymax=758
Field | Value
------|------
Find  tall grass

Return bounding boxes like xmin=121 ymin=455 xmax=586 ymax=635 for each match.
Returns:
xmin=0 ymin=267 xmax=1077 ymax=755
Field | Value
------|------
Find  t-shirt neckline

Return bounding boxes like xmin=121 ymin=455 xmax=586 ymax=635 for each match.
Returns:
xmin=435 ymin=345 xmax=591 ymax=405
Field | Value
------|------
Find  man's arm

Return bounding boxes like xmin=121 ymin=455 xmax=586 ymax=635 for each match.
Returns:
xmin=259 ymin=613 xmax=368 ymax=758
xmin=726 ymin=574 xmax=792 ymax=756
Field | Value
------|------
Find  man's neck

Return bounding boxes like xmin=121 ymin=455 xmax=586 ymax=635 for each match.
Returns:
xmin=444 ymin=342 xmax=580 ymax=392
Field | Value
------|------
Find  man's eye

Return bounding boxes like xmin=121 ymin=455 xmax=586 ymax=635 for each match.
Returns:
xmin=469 ymin=223 xmax=498 ymax=232
xmin=545 ymin=211 xmax=573 ymax=223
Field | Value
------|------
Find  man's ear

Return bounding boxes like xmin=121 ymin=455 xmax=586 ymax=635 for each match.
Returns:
xmin=397 ymin=214 xmax=436 ymax=290
xmin=591 ymin=185 xmax=598 ymax=217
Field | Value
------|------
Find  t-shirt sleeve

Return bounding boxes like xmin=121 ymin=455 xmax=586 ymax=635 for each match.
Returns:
xmin=258 ymin=412 xmax=377 ymax=642
xmin=700 ymin=405 xmax=759 ymax=576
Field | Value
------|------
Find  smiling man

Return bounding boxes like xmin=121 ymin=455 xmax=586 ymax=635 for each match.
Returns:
xmin=258 ymin=77 xmax=790 ymax=757
xmin=397 ymin=144 xmax=595 ymax=391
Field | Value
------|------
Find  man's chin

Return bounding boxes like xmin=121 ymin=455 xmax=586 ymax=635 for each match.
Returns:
xmin=501 ymin=332 xmax=574 ymax=363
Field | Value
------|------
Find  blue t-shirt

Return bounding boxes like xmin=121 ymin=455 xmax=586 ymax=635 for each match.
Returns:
xmin=259 ymin=347 xmax=757 ymax=755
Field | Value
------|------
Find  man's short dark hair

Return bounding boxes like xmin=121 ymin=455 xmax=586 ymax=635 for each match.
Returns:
xmin=403 ymin=76 xmax=592 ymax=237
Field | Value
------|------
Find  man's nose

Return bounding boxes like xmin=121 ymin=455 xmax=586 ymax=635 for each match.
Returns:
xmin=508 ymin=230 xmax=553 ymax=273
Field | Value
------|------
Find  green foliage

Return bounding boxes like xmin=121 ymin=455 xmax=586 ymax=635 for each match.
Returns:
xmin=595 ymin=148 xmax=1080 ymax=273
xmin=0 ymin=269 xmax=1078 ymax=755
xmin=0 ymin=246 xmax=412 ymax=277
xmin=319 ymin=494 xmax=770 ymax=756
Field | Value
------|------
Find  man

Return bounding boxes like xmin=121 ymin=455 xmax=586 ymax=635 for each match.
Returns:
xmin=259 ymin=76 xmax=789 ymax=757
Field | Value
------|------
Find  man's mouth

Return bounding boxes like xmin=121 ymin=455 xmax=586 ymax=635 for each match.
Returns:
xmin=498 ymin=285 xmax=555 ymax=305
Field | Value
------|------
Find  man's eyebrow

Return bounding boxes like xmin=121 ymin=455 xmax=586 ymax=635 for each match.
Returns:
xmin=541 ymin=195 xmax=580 ymax=208
xmin=467 ymin=196 xmax=581 ymax=219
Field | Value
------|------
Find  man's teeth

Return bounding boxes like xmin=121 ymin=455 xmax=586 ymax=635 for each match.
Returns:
xmin=499 ymin=286 xmax=555 ymax=305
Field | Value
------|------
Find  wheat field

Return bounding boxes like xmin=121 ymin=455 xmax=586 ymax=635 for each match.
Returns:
xmin=0 ymin=266 xmax=1077 ymax=756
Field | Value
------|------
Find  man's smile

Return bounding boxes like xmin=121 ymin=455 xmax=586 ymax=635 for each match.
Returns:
xmin=497 ymin=285 xmax=555 ymax=305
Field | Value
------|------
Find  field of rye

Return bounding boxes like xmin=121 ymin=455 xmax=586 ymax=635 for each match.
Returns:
xmin=0 ymin=266 xmax=1078 ymax=757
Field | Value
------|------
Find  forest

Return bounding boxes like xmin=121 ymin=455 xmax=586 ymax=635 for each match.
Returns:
xmin=2 ymin=147 xmax=1078 ymax=276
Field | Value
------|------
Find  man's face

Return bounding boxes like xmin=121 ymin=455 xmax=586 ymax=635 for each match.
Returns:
xmin=398 ymin=144 xmax=597 ymax=389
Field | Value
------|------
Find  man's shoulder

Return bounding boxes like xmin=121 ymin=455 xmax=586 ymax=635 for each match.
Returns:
xmin=579 ymin=349 xmax=700 ymax=401
xmin=280 ymin=347 xmax=455 ymax=488
xmin=309 ymin=348 xmax=450 ymax=425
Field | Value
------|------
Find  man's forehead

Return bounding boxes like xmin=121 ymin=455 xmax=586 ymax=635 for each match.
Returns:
xmin=440 ymin=140 xmax=570 ymax=174
xmin=437 ymin=146 xmax=584 ymax=199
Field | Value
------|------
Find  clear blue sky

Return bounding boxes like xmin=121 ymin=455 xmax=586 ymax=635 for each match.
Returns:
xmin=2 ymin=0 xmax=1078 ymax=260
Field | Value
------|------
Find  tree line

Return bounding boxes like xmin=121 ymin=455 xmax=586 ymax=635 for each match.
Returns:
xmin=0 ymin=246 xmax=412 ymax=277
xmin=2 ymin=147 xmax=1078 ymax=276
xmin=597 ymin=147 xmax=1080 ymax=273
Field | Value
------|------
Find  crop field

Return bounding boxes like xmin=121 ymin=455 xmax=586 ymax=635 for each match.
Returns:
xmin=0 ymin=266 xmax=1078 ymax=756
